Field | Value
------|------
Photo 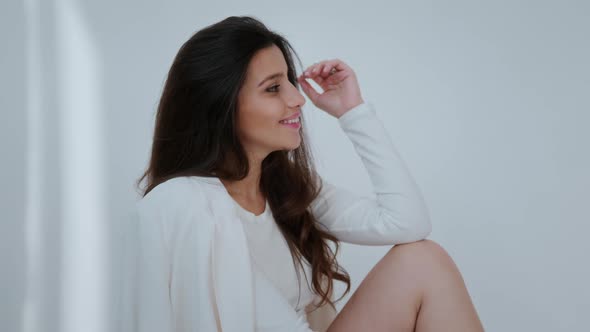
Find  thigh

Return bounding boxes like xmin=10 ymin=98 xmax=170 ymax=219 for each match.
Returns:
xmin=327 ymin=241 xmax=431 ymax=332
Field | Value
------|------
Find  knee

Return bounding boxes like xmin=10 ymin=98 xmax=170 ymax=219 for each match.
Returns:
xmin=385 ymin=239 xmax=457 ymax=272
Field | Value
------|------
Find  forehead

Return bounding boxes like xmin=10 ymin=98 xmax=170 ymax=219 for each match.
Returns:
xmin=246 ymin=45 xmax=288 ymax=85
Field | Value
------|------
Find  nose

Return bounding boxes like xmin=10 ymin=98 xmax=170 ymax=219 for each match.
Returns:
xmin=288 ymin=83 xmax=306 ymax=109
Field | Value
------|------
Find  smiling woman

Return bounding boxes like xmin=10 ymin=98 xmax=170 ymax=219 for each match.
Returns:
xmin=130 ymin=14 xmax=483 ymax=332
xmin=133 ymin=15 xmax=352 ymax=332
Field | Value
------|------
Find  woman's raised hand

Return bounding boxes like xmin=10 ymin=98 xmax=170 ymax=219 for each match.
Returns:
xmin=297 ymin=59 xmax=365 ymax=119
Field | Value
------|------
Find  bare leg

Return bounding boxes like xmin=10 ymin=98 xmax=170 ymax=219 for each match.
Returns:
xmin=413 ymin=240 xmax=484 ymax=332
xmin=326 ymin=239 xmax=484 ymax=332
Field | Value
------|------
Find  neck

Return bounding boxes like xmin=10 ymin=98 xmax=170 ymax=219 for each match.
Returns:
xmin=220 ymin=151 xmax=265 ymax=200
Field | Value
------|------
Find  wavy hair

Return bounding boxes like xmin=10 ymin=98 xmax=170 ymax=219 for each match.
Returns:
xmin=136 ymin=15 xmax=351 ymax=311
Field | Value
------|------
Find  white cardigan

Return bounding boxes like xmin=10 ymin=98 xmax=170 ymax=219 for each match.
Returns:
xmin=126 ymin=101 xmax=432 ymax=332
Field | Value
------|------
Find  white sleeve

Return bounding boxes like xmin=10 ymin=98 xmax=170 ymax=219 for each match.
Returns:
xmin=310 ymin=101 xmax=432 ymax=245
xmin=133 ymin=196 xmax=175 ymax=332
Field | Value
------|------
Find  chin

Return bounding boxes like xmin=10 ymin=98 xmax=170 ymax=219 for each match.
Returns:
xmin=271 ymin=135 xmax=301 ymax=152
xmin=280 ymin=141 xmax=301 ymax=151
xmin=290 ymin=138 xmax=302 ymax=150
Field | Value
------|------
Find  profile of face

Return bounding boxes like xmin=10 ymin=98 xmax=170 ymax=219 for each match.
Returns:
xmin=236 ymin=44 xmax=306 ymax=158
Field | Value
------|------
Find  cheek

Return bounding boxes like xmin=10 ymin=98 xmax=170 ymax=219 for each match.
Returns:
xmin=239 ymin=110 xmax=280 ymax=139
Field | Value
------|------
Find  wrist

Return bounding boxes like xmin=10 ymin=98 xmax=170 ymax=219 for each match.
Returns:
xmin=336 ymin=98 xmax=365 ymax=119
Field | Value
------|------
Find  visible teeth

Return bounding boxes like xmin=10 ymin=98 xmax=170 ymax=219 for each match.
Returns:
xmin=280 ymin=117 xmax=300 ymax=124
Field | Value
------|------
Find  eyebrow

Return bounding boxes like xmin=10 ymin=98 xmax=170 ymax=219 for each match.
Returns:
xmin=257 ymin=72 xmax=285 ymax=87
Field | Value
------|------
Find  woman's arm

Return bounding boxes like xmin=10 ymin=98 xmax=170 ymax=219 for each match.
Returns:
xmin=310 ymin=101 xmax=432 ymax=245
xmin=298 ymin=59 xmax=431 ymax=245
xmin=134 ymin=194 xmax=175 ymax=332
xmin=132 ymin=178 xmax=219 ymax=331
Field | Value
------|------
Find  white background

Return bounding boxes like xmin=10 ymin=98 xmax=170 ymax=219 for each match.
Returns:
xmin=2 ymin=0 xmax=589 ymax=331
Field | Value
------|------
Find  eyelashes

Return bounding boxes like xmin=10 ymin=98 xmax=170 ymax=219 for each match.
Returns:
xmin=267 ymin=84 xmax=280 ymax=93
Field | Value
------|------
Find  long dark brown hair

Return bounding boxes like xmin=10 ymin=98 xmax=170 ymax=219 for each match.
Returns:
xmin=136 ymin=15 xmax=351 ymax=311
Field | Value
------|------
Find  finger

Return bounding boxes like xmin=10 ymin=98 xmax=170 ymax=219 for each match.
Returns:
xmin=303 ymin=66 xmax=326 ymax=85
xmin=321 ymin=62 xmax=340 ymax=79
xmin=304 ymin=59 xmax=348 ymax=85
xmin=321 ymin=70 xmax=346 ymax=86
xmin=308 ymin=73 xmax=326 ymax=87
xmin=305 ymin=60 xmax=332 ymax=76
xmin=312 ymin=62 xmax=324 ymax=75
xmin=297 ymin=75 xmax=320 ymax=102
xmin=305 ymin=61 xmax=324 ymax=77
xmin=311 ymin=64 xmax=347 ymax=86
xmin=324 ymin=65 xmax=339 ymax=77
xmin=322 ymin=60 xmax=349 ymax=77
xmin=333 ymin=60 xmax=351 ymax=72
xmin=305 ymin=61 xmax=342 ymax=85
xmin=299 ymin=78 xmax=320 ymax=103
xmin=305 ymin=62 xmax=320 ymax=76
xmin=321 ymin=61 xmax=336 ymax=77
xmin=317 ymin=63 xmax=329 ymax=77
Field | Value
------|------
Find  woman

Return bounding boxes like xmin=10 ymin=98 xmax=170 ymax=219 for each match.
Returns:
xmin=132 ymin=15 xmax=484 ymax=332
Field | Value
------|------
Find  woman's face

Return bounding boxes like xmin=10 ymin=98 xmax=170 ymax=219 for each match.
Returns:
xmin=236 ymin=45 xmax=306 ymax=159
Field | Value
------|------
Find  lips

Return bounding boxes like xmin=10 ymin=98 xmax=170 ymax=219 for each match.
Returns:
xmin=280 ymin=111 xmax=301 ymax=122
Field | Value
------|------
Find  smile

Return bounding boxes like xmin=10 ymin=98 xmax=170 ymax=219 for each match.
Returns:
xmin=279 ymin=117 xmax=301 ymax=129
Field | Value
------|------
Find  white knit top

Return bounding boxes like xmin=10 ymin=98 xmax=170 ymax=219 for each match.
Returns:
xmin=235 ymin=199 xmax=317 ymax=331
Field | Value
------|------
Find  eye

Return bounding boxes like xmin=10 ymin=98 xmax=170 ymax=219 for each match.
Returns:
xmin=267 ymin=84 xmax=280 ymax=93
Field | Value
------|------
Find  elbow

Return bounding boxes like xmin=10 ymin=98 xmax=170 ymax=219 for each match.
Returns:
xmin=410 ymin=193 xmax=433 ymax=240
xmin=386 ymin=202 xmax=432 ymax=244
xmin=415 ymin=214 xmax=432 ymax=239
xmin=400 ymin=213 xmax=431 ymax=243
xmin=411 ymin=201 xmax=433 ymax=240
xmin=411 ymin=185 xmax=433 ymax=238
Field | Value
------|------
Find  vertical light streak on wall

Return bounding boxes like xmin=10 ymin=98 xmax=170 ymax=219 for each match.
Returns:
xmin=55 ymin=0 xmax=107 ymax=331
xmin=23 ymin=0 xmax=42 ymax=331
